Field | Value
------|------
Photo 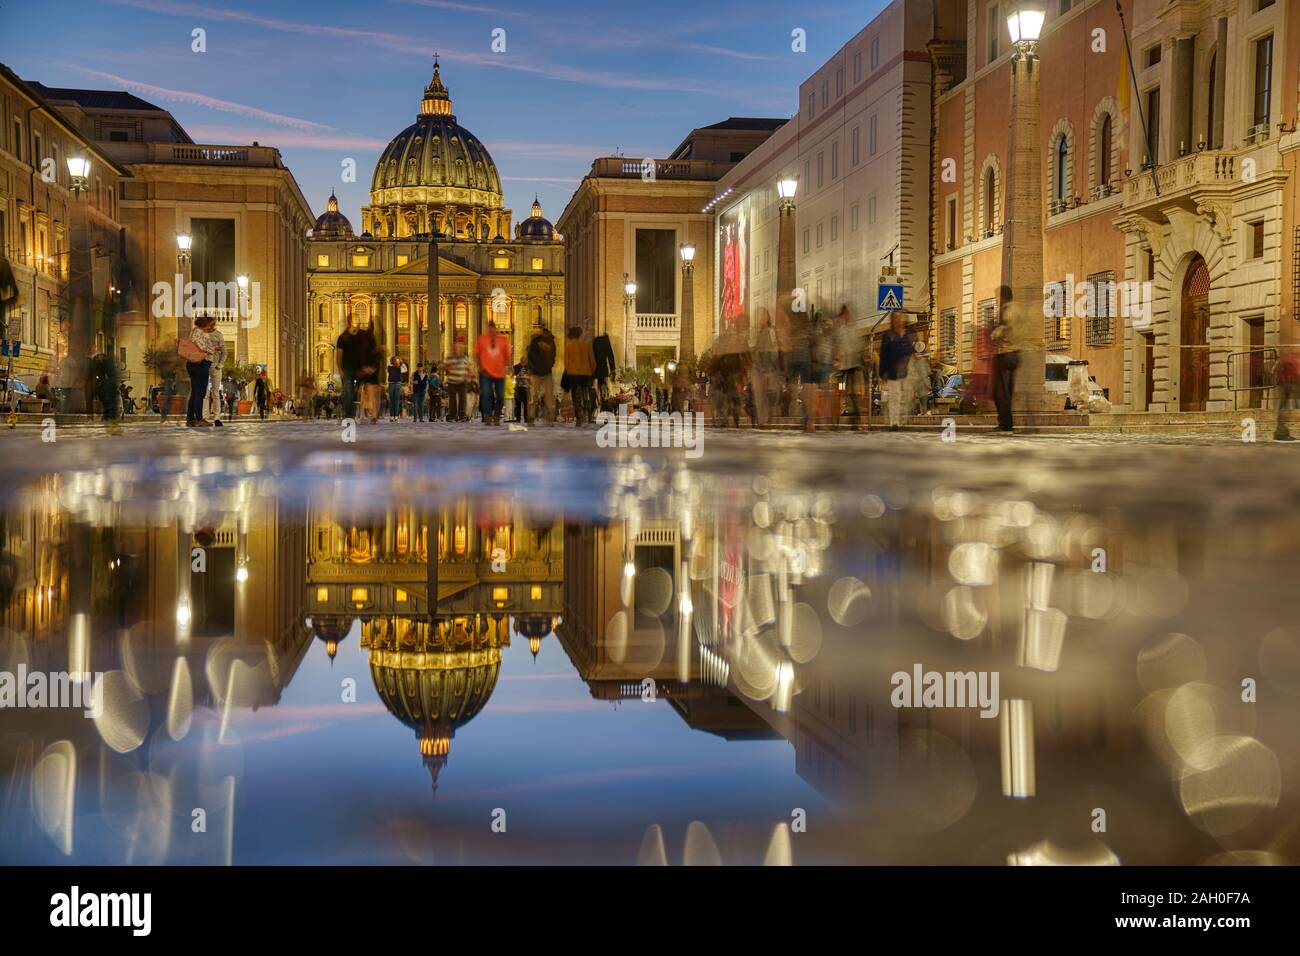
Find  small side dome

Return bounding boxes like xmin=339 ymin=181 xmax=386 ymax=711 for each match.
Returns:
xmin=313 ymin=191 xmax=354 ymax=240
xmin=516 ymin=195 xmax=554 ymax=241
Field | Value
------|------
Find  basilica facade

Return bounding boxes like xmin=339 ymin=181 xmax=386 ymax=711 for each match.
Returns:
xmin=306 ymin=62 xmax=565 ymax=382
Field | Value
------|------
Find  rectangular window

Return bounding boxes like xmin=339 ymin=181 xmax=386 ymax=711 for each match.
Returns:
xmin=830 ymin=215 xmax=838 ymax=242
xmin=853 ymin=52 xmax=862 ymax=83
xmin=530 ymin=257 xmax=543 ymax=270
xmin=1250 ymin=220 xmax=1265 ymax=259
xmin=946 ymin=195 xmax=959 ymax=250
xmin=353 ymin=254 xmax=371 ymax=268
xmin=13 ymin=119 xmax=22 ymax=162
xmin=1145 ymin=46 xmax=1161 ymax=68
xmin=808 ymin=92 xmax=815 ymax=119
xmin=1254 ymin=35 xmax=1273 ymax=130
xmin=316 ymin=254 xmax=329 ymax=267
xmin=817 ymin=152 xmax=824 ymax=188
xmin=869 ymin=114 xmax=878 ymax=155
xmin=1086 ymin=271 xmax=1116 ymax=346
xmin=851 ymin=126 xmax=860 ymax=165
xmin=836 ymin=69 xmax=843 ymax=98
xmin=821 ymin=80 xmax=828 ymax=109
xmin=634 ymin=228 xmax=677 ymax=313
xmin=850 ymin=203 xmax=859 ymax=232
xmin=831 ymin=141 xmax=839 ymax=179
xmin=868 ymin=194 xmax=877 ymax=224
xmin=1059 ymin=0 xmax=1072 ymax=13
xmin=988 ymin=4 xmax=1000 ymax=63
xmin=816 ymin=222 xmax=824 ymax=248
xmin=871 ymin=36 xmax=880 ymax=69
xmin=978 ymin=299 xmax=997 ymax=359
xmin=803 ymin=159 xmax=810 ymax=188
xmin=1145 ymin=88 xmax=1161 ymax=164
xmin=191 ymin=218 xmax=236 ymax=290
xmin=803 ymin=228 xmax=810 ymax=254
xmin=941 ymin=309 xmax=957 ymax=363
xmin=396 ymin=254 xmax=409 ymax=267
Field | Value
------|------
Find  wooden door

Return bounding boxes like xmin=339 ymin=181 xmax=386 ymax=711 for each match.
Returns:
xmin=1180 ymin=259 xmax=1209 ymax=411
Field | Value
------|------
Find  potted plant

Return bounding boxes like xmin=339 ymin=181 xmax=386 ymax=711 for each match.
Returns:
xmin=141 ymin=341 xmax=186 ymax=415
xmin=223 ymin=358 xmax=259 ymax=415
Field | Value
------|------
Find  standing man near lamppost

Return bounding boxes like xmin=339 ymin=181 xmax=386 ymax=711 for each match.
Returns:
xmin=991 ymin=285 xmax=1032 ymax=433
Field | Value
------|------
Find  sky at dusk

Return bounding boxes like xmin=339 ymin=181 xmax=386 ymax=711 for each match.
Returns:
xmin=2 ymin=0 xmax=887 ymax=229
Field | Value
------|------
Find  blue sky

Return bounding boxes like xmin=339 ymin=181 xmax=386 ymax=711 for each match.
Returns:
xmin=1 ymin=0 xmax=884 ymax=228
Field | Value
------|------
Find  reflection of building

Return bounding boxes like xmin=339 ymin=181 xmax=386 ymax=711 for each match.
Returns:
xmin=557 ymin=120 xmax=784 ymax=369
xmin=366 ymin=617 xmax=504 ymax=791
xmin=558 ymin=520 xmax=776 ymax=738
xmin=306 ymin=498 xmax=564 ymax=788
xmin=306 ymin=62 xmax=564 ymax=382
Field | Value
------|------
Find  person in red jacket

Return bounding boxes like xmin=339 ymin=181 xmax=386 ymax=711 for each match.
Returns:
xmin=475 ymin=319 xmax=511 ymax=425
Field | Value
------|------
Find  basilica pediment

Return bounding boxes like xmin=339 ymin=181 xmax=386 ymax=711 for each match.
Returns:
xmin=382 ymin=254 xmax=480 ymax=278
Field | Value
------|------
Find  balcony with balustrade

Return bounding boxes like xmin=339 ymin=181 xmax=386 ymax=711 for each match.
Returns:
xmin=633 ymin=312 xmax=680 ymax=346
xmin=1121 ymin=145 xmax=1280 ymax=214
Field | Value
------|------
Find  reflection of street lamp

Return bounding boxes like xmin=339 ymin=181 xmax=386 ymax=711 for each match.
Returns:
xmin=1001 ymin=1 xmax=1048 ymax=412
xmin=776 ymin=176 xmax=798 ymax=310
xmin=679 ymin=242 xmax=696 ymax=363
xmin=622 ymin=274 xmax=637 ymax=369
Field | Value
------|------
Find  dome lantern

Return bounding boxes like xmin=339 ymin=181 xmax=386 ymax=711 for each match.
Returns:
xmin=420 ymin=56 xmax=454 ymax=119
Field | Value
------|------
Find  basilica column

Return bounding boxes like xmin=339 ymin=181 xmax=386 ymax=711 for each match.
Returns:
xmin=384 ymin=294 xmax=397 ymax=357
xmin=334 ymin=293 xmax=346 ymax=332
xmin=409 ymin=294 xmax=422 ymax=367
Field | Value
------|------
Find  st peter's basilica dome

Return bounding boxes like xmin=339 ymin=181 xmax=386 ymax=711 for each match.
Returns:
xmin=362 ymin=60 xmax=511 ymax=242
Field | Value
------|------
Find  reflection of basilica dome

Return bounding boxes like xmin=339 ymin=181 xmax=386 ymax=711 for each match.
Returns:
xmin=368 ymin=620 xmax=503 ymax=791
xmin=514 ymin=614 xmax=554 ymax=659
xmin=311 ymin=614 xmax=355 ymax=661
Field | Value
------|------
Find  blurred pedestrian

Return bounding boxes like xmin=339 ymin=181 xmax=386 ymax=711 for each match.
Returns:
xmin=564 ymin=326 xmax=597 ymax=425
xmin=991 ymin=284 xmax=1030 ymax=434
xmin=444 ymin=338 xmax=470 ymax=421
xmin=527 ymin=323 xmax=558 ymax=424
xmin=833 ymin=305 xmax=866 ymax=430
xmin=878 ymin=312 xmax=914 ymax=432
xmin=387 ymin=355 xmax=404 ymax=421
xmin=475 ymin=319 xmax=510 ymax=425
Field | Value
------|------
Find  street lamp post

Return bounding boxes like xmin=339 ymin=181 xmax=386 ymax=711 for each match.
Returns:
xmin=776 ymin=176 xmax=798 ymax=309
xmin=175 ymin=232 xmax=192 ymax=343
xmin=1002 ymin=2 xmax=1048 ymax=412
xmin=236 ymin=273 xmax=250 ymax=365
xmin=679 ymin=242 xmax=696 ymax=362
xmin=65 ymin=155 xmax=93 ymax=415
xmin=623 ymin=274 xmax=637 ymax=371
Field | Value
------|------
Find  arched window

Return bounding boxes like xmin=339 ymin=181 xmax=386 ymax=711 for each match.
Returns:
xmin=1099 ymin=115 xmax=1112 ymax=186
xmin=984 ymin=168 xmax=997 ymax=232
xmin=1055 ymin=138 xmax=1069 ymax=202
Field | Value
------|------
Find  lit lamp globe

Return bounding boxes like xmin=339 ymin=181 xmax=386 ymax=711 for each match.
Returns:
xmin=1006 ymin=2 xmax=1045 ymax=49
xmin=624 ymin=279 xmax=637 ymax=298
xmin=236 ymin=274 xmax=250 ymax=290
xmin=176 ymin=233 xmax=193 ymax=254
xmin=679 ymin=242 xmax=696 ymax=264
xmin=776 ymin=176 xmax=798 ymax=201
xmin=66 ymin=155 xmax=90 ymax=194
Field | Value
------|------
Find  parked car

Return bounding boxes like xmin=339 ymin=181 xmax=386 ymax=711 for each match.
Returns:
xmin=1045 ymin=355 xmax=1105 ymax=408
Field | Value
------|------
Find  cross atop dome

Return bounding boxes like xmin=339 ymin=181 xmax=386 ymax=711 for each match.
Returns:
xmin=421 ymin=56 xmax=453 ymax=118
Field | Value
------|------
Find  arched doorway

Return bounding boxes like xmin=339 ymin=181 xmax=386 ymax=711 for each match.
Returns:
xmin=1180 ymin=255 xmax=1210 ymax=411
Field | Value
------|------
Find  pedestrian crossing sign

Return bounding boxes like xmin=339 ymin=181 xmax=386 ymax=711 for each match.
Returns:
xmin=877 ymin=283 xmax=904 ymax=311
